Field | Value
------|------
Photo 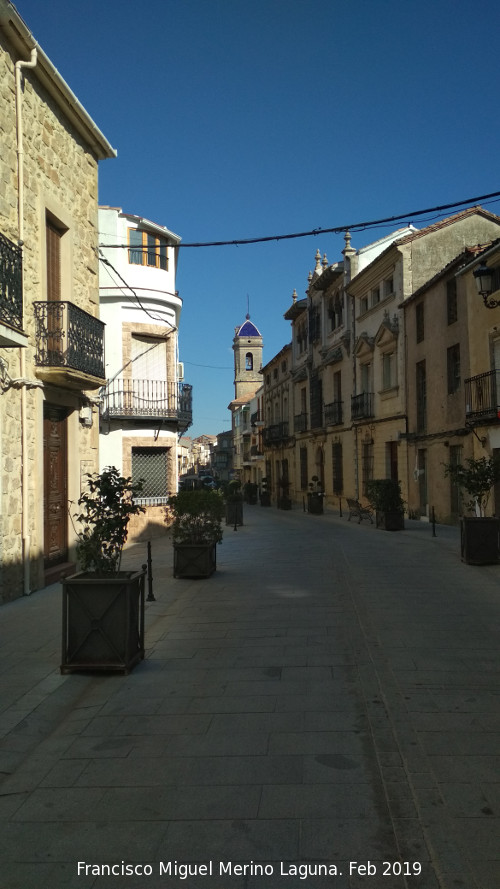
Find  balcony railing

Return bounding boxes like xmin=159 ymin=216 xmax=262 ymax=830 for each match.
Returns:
xmin=101 ymin=378 xmax=192 ymax=427
xmin=0 ymin=232 xmax=23 ymax=332
xmin=465 ymin=370 xmax=500 ymax=421
xmin=294 ymin=412 xmax=308 ymax=433
xmin=324 ymin=399 xmax=343 ymax=426
xmin=351 ymin=391 xmax=374 ymax=420
xmin=34 ymin=300 xmax=105 ymax=380
xmin=263 ymin=421 xmax=289 ymax=446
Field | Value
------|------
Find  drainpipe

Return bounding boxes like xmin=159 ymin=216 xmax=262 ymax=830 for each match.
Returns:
xmin=15 ymin=46 xmax=38 ymax=595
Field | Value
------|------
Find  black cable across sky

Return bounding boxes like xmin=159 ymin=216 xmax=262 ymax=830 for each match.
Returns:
xmin=98 ymin=189 xmax=500 ymax=250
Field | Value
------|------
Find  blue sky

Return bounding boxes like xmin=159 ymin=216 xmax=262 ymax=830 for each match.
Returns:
xmin=15 ymin=0 xmax=500 ymax=437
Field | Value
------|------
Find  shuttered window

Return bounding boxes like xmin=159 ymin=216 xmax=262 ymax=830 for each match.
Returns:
xmin=46 ymin=219 xmax=62 ymax=301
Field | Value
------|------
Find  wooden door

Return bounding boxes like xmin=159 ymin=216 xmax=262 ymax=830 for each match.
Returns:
xmin=43 ymin=405 xmax=68 ymax=566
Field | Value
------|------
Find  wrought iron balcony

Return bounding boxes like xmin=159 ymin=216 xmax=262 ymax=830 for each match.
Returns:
xmin=294 ymin=412 xmax=308 ymax=433
xmin=0 ymin=232 xmax=25 ymax=345
xmin=101 ymin=378 xmax=193 ymax=429
xmin=263 ymin=421 xmax=289 ymax=446
xmin=465 ymin=370 xmax=500 ymax=422
xmin=34 ymin=300 xmax=105 ymax=386
xmin=351 ymin=391 xmax=374 ymax=420
xmin=324 ymin=399 xmax=343 ymax=426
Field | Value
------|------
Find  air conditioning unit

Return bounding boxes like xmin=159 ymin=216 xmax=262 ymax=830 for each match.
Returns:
xmin=178 ymin=362 xmax=184 ymax=380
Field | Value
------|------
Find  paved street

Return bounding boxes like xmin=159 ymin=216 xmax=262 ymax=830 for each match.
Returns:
xmin=0 ymin=506 xmax=499 ymax=889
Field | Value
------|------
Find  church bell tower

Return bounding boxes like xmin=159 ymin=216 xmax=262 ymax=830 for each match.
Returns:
xmin=232 ymin=314 xmax=263 ymax=399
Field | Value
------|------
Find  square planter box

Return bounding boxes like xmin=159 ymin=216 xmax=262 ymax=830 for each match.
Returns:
xmin=61 ymin=569 xmax=146 ymax=675
xmin=461 ymin=516 xmax=500 ymax=565
xmin=307 ymin=493 xmax=324 ymax=514
xmin=375 ymin=510 xmax=405 ymax=531
xmin=173 ymin=542 xmax=217 ymax=578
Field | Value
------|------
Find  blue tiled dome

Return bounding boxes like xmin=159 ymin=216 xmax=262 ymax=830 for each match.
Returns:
xmin=237 ymin=315 xmax=261 ymax=337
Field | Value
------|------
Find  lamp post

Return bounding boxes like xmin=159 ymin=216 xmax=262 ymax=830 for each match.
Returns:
xmin=474 ymin=262 xmax=500 ymax=308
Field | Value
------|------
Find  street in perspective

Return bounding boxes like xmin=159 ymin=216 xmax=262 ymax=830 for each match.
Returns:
xmin=0 ymin=506 xmax=498 ymax=889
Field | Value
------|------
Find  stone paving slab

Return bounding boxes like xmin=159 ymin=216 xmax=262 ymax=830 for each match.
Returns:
xmin=0 ymin=509 xmax=499 ymax=888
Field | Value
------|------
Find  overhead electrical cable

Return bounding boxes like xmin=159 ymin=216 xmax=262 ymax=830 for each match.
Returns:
xmin=98 ymin=251 xmax=178 ymax=329
xmin=98 ymin=189 xmax=500 ymax=251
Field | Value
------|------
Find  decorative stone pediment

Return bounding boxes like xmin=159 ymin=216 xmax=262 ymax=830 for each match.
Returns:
xmin=374 ymin=312 xmax=399 ymax=348
xmin=320 ymin=346 xmax=343 ymax=367
xmin=354 ymin=332 xmax=375 ymax=360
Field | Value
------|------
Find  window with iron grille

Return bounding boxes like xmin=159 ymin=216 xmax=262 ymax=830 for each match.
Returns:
xmin=300 ymin=447 xmax=308 ymax=490
xmin=309 ymin=374 xmax=323 ymax=428
xmin=131 ymin=447 xmax=169 ymax=502
xmin=332 ymin=441 xmax=343 ymax=494
xmin=446 ymin=278 xmax=458 ymax=325
xmin=447 ymin=343 xmax=461 ymax=394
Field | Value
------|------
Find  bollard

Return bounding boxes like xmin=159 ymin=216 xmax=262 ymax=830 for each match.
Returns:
xmin=431 ymin=506 xmax=436 ymax=537
xmin=146 ymin=540 xmax=155 ymax=601
xmin=339 ymin=496 xmax=342 ymax=518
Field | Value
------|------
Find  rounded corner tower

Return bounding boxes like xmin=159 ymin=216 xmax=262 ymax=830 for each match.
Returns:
xmin=233 ymin=313 xmax=263 ymax=399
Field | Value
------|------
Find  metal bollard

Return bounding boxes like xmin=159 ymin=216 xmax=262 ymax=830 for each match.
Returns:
xmin=431 ymin=506 xmax=436 ymax=537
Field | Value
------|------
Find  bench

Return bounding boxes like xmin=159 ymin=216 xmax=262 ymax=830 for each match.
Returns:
xmin=346 ymin=497 xmax=373 ymax=524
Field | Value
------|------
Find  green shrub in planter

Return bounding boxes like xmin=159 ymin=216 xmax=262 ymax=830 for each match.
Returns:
xmin=61 ymin=466 xmax=146 ymax=674
xmin=168 ymin=489 xmax=224 ymax=577
xmin=444 ymin=456 xmax=500 ymax=564
xmin=366 ymin=479 xmax=405 ymax=530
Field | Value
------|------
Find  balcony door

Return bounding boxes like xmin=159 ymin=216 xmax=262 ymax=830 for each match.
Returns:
xmin=130 ymin=335 xmax=167 ymax=413
xmin=43 ymin=404 xmax=68 ymax=569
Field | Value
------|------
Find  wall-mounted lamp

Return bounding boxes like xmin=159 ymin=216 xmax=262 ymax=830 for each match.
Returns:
xmin=474 ymin=262 xmax=500 ymax=308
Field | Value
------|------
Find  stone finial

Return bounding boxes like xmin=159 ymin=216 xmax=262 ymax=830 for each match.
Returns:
xmin=292 ymin=288 xmax=298 ymax=304
xmin=322 ymin=253 xmax=328 ymax=269
xmin=308 ymin=270 xmax=313 ymax=283
xmin=315 ymin=248 xmax=322 ymax=271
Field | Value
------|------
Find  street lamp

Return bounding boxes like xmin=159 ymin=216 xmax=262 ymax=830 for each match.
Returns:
xmin=473 ymin=262 xmax=500 ymax=308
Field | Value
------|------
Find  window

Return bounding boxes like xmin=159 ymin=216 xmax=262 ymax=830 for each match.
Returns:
xmin=383 ymin=277 xmax=394 ymax=297
xmin=246 ymin=352 xmax=253 ymax=370
xmin=360 ymin=362 xmax=372 ymax=393
xmin=128 ymin=229 xmax=169 ymax=270
xmin=371 ymin=286 xmax=380 ymax=306
xmin=382 ymin=351 xmax=396 ymax=390
xmin=416 ymin=302 xmax=424 ymax=343
xmin=131 ymin=447 xmax=169 ymax=502
xmin=416 ymin=360 xmax=426 ymax=432
xmin=447 ymin=279 xmax=458 ymax=325
xmin=447 ymin=343 xmax=461 ymax=394
xmin=360 ymin=296 xmax=369 ymax=314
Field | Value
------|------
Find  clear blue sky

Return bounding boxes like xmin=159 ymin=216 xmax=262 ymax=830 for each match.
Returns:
xmin=15 ymin=0 xmax=500 ymax=438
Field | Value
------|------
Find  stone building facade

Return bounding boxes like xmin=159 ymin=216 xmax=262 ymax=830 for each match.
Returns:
xmin=0 ymin=1 xmax=115 ymax=601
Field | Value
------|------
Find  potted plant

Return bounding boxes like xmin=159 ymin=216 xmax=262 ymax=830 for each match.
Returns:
xmin=61 ymin=466 xmax=146 ymax=675
xmin=307 ymin=476 xmax=324 ymax=514
xmin=366 ymin=478 xmax=405 ymax=531
xmin=168 ymin=488 xmax=224 ymax=578
xmin=260 ymin=477 xmax=271 ymax=507
xmin=444 ymin=455 xmax=500 ymax=564
xmin=225 ymin=480 xmax=244 ymax=526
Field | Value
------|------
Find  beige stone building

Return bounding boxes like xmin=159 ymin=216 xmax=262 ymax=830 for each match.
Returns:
xmin=348 ymin=208 xmax=500 ymax=512
xmin=0 ymin=1 xmax=115 ymax=601
xmin=403 ymin=236 xmax=500 ymax=522
xmin=228 ymin=315 xmax=263 ymax=481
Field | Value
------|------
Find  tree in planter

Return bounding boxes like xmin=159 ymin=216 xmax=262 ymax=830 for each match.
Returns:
xmin=366 ymin=478 xmax=405 ymax=530
xmin=444 ymin=455 xmax=500 ymax=517
xmin=444 ymin=456 xmax=500 ymax=565
xmin=73 ymin=466 xmax=145 ymax=575
xmin=62 ymin=467 xmax=146 ymax=674
xmin=168 ymin=489 xmax=224 ymax=577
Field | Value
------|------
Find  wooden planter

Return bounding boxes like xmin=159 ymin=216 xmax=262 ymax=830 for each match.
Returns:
xmin=375 ymin=510 xmax=405 ymax=531
xmin=225 ymin=501 xmax=243 ymax=526
xmin=61 ymin=569 xmax=146 ymax=675
xmin=173 ymin=542 xmax=218 ymax=578
xmin=461 ymin=516 xmax=500 ymax=565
